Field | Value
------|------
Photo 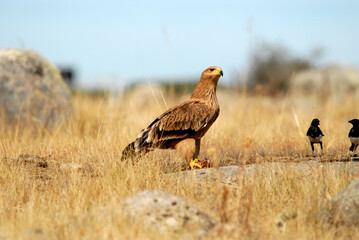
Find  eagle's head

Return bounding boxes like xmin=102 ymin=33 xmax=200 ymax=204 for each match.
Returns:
xmin=201 ymin=66 xmax=223 ymax=83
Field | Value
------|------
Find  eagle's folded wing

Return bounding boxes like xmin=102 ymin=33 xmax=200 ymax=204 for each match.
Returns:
xmin=134 ymin=100 xmax=216 ymax=150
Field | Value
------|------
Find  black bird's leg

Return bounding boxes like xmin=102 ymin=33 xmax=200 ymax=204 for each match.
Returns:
xmin=310 ymin=142 xmax=315 ymax=156
xmin=349 ymin=143 xmax=356 ymax=152
xmin=320 ymin=142 xmax=323 ymax=155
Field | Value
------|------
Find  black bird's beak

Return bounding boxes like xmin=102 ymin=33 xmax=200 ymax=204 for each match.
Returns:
xmin=220 ymin=70 xmax=223 ymax=77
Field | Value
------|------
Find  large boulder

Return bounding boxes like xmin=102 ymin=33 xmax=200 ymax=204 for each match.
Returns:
xmin=289 ymin=65 xmax=359 ymax=97
xmin=321 ymin=178 xmax=359 ymax=226
xmin=0 ymin=49 xmax=72 ymax=127
xmin=122 ymin=190 xmax=216 ymax=236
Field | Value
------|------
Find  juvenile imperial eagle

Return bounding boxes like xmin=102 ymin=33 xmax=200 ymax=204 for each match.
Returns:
xmin=121 ymin=66 xmax=223 ymax=169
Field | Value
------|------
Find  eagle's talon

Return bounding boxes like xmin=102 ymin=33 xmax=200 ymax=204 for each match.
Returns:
xmin=189 ymin=158 xmax=211 ymax=170
xmin=189 ymin=159 xmax=203 ymax=170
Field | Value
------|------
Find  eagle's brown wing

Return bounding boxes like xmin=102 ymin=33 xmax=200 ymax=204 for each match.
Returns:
xmin=134 ymin=99 xmax=219 ymax=151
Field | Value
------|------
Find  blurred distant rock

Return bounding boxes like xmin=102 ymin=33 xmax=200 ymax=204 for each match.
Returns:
xmin=0 ymin=49 xmax=72 ymax=127
xmin=124 ymin=84 xmax=168 ymax=109
xmin=289 ymin=65 xmax=359 ymax=97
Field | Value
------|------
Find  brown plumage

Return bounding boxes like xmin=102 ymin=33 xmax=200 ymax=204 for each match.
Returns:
xmin=121 ymin=66 xmax=223 ymax=165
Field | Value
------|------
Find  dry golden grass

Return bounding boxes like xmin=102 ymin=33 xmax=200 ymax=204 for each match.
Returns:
xmin=0 ymin=89 xmax=358 ymax=239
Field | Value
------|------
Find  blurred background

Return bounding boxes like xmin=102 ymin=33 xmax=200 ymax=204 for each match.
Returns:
xmin=1 ymin=0 xmax=359 ymax=95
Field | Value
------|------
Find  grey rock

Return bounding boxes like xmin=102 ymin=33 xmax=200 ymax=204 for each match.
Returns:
xmin=121 ymin=190 xmax=216 ymax=236
xmin=0 ymin=49 xmax=72 ymax=127
xmin=320 ymin=178 xmax=359 ymax=226
xmin=275 ymin=211 xmax=298 ymax=233
xmin=166 ymin=162 xmax=359 ymax=187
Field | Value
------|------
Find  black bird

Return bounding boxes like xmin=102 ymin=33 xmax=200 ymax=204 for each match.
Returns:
xmin=306 ymin=118 xmax=324 ymax=156
xmin=348 ymin=119 xmax=359 ymax=155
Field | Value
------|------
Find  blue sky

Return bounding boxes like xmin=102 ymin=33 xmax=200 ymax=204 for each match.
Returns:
xmin=1 ymin=0 xmax=359 ymax=87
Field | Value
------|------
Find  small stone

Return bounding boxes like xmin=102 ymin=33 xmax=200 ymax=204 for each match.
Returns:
xmin=23 ymin=228 xmax=45 ymax=240
xmin=12 ymin=154 xmax=49 ymax=168
xmin=165 ymin=217 xmax=178 ymax=227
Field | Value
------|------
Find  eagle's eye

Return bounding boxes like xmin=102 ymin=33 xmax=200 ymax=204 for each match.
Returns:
xmin=209 ymin=68 xmax=214 ymax=72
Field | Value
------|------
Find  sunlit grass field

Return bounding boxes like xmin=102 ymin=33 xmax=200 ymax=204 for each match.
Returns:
xmin=0 ymin=88 xmax=358 ymax=239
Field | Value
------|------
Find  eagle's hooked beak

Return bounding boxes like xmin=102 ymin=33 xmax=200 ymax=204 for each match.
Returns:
xmin=214 ymin=67 xmax=223 ymax=77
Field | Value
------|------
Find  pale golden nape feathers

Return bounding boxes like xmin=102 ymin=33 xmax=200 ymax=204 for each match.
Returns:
xmin=121 ymin=66 xmax=223 ymax=163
